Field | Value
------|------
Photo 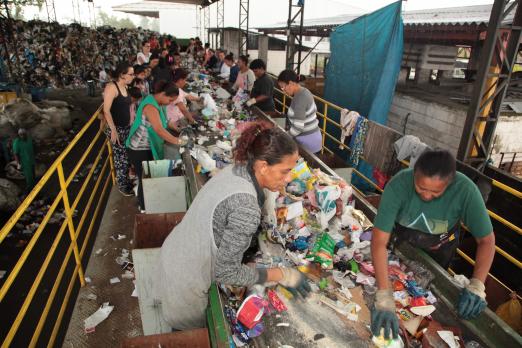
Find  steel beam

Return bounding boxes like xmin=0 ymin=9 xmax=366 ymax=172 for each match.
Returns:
xmin=238 ymin=0 xmax=249 ymax=56
xmin=216 ymin=0 xmax=224 ymax=49
xmin=457 ymin=0 xmax=522 ymax=170
xmin=285 ymin=0 xmax=305 ymax=74
xmin=204 ymin=4 xmax=210 ymax=44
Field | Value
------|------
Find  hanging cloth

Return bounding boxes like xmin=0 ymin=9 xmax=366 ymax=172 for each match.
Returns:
xmin=339 ymin=109 xmax=360 ymax=149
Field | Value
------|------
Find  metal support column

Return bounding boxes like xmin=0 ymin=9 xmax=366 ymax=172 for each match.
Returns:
xmin=216 ymin=0 xmax=224 ymax=49
xmin=457 ymin=0 xmax=522 ymax=170
xmin=285 ymin=0 xmax=305 ymax=74
xmin=239 ymin=0 xmax=249 ymax=56
xmin=46 ymin=0 xmax=57 ymax=22
xmin=196 ymin=5 xmax=201 ymax=40
xmin=204 ymin=5 xmax=210 ymax=44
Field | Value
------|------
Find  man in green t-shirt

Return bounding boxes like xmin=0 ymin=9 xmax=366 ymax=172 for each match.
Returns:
xmin=370 ymin=149 xmax=495 ymax=339
xmin=13 ymin=128 xmax=36 ymax=192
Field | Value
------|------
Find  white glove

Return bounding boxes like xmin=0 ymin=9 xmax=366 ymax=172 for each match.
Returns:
xmin=16 ymin=162 xmax=21 ymax=170
xmin=246 ymin=98 xmax=257 ymax=107
xmin=374 ymin=289 xmax=396 ymax=312
xmin=176 ymin=138 xmax=188 ymax=146
xmin=279 ymin=268 xmax=304 ymax=288
xmin=466 ymin=278 xmax=486 ymax=299
xmin=278 ymin=268 xmax=311 ymax=298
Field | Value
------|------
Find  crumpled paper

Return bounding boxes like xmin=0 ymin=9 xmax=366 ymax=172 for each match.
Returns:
xmin=84 ymin=302 xmax=114 ymax=333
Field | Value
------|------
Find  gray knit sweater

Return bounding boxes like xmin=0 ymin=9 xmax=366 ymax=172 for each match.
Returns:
xmin=212 ymin=165 xmax=267 ymax=286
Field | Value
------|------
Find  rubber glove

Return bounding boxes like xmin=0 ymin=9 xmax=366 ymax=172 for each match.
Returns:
xmin=278 ymin=268 xmax=311 ymax=299
xmin=245 ymin=98 xmax=257 ymax=107
xmin=176 ymin=137 xmax=188 ymax=146
xmin=458 ymin=278 xmax=487 ymax=319
xmin=371 ymin=289 xmax=399 ymax=339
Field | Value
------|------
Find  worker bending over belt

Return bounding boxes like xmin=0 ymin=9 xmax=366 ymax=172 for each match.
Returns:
xmin=155 ymin=122 xmax=310 ymax=330
xmin=277 ymin=69 xmax=322 ymax=154
xmin=370 ymin=149 xmax=495 ymax=339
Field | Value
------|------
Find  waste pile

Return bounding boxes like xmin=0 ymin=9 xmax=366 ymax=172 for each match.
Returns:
xmin=1 ymin=19 xmax=173 ymax=88
xmin=218 ymin=161 xmax=476 ymax=347
xmin=173 ymin=70 xmax=480 ymax=347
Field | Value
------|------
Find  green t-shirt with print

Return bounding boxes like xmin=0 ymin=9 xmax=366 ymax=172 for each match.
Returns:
xmin=374 ymin=169 xmax=492 ymax=238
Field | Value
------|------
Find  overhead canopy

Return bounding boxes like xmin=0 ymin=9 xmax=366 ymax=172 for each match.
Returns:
xmin=112 ymin=0 xmax=219 ymax=16
xmin=142 ymin=0 xmax=219 ymax=7
xmin=112 ymin=1 xmax=200 ymax=18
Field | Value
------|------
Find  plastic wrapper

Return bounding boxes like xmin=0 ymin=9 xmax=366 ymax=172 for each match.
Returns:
xmin=267 ymin=289 xmax=287 ymax=312
xmin=308 ymin=232 xmax=336 ymax=269
xmin=236 ymin=294 xmax=268 ymax=329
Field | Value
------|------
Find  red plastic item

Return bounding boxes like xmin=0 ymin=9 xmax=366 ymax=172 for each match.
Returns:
xmin=410 ymin=296 xmax=427 ymax=307
xmin=267 ymin=289 xmax=287 ymax=312
xmin=388 ymin=265 xmax=408 ymax=281
xmin=236 ymin=295 xmax=268 ymax=329
xmin=393 ymin=280 xmax=405 ymax=291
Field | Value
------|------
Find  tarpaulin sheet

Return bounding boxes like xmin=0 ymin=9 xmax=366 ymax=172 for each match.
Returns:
xmin=323 ymin=1 xmax=403 ymax=190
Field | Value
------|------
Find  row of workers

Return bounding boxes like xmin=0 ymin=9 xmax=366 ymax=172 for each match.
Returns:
xmin=101 ymin=58 xmax=494 ymax=340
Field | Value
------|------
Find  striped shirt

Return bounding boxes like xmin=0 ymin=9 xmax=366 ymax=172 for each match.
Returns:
xmin=128 ymin=108 xmax=152 ymax=150
xmin=287 ymin=87 xmax=319 ymax=136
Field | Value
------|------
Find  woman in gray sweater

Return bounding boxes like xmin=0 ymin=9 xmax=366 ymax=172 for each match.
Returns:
xmin=277 ymin=69 xmax=322 ymax=153
xmin=155 ymin=122 xmax=311 ymax=330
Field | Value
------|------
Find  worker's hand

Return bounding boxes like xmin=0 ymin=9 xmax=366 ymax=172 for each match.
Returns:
xmin=278 ymin=268 xmax=311 ymax=299
xmin=458 ymin=278 xmax=487 ymax=320
xmin=109 ymin=127 xmax=120 ymax=145
xmin=16 ymin=162 xmax=21 ymax=170
xmin=245 ymin=98 xmax=257 ymax=107
xmin=176 ymin=137 xmax=188 ymax=146
xmin=371 ymin=289 xmax=399 ymax=340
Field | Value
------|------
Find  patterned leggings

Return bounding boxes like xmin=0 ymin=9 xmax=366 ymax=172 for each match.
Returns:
xmin=105 ymin=126 xmax=132 ymax=192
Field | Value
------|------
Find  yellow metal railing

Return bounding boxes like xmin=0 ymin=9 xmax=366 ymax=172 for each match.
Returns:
xmin=0 ymin=105 xmax=114 ymax=347
xmin=273 ymin=87 xmax=522 ymax=297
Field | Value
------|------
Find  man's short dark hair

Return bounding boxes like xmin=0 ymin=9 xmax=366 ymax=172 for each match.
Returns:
xmin=414 ymin=148 xmax=456 ymax=181
xmin=249 ymin=59 xmax=266 ymax=71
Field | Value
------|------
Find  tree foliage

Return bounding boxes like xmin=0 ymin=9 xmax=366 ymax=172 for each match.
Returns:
xmin=97 ymin=10 xmax=136 ymax=29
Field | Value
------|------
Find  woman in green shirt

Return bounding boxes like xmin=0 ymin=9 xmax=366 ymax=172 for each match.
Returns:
xmin=126 ymin=80 xmax=184 ymax=210
xmin=370 ymin=149 xmax=495 ymax=339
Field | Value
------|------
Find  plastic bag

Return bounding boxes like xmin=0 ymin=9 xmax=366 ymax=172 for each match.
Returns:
xmin=309 ymin=232 xmax=336 ymax=269
xmin=495 ymin=294 xmax=522 ymax=334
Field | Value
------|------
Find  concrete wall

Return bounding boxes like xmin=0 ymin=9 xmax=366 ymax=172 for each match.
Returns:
xmin=490 ymin=116 xmax=522 ymax=167
xmin=387 ymin=92 xmax=466 ymax=155
xmin=387 ymin=92 xmax=522 ymax=161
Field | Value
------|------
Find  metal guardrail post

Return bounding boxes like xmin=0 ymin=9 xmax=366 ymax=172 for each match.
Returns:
xmin=282 ymin=93 xmax=287 ymax=114
xmin=106 ymin=141 xmax=116 ymax=185
xmin=56 ymin=162 xmax=86 ymax=287
xmin=321 ymin=103 xmax=328 ymax=154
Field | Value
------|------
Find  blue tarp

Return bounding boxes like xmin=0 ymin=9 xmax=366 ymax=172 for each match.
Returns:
xmin=323 ymin=1 xmax=403 ymax=189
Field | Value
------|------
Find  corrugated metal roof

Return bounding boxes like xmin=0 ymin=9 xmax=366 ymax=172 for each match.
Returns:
xmin=257 ymin=3 xmax=516 ymax=30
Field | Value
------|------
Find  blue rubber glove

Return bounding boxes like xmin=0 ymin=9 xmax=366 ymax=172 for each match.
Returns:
xmin=458 ymin=278 xmax=487 ymax=319
xmin=279 ymin=268 xmax=312 ymax=299
xmin=370 ymin=289 xmax=399 ymax=339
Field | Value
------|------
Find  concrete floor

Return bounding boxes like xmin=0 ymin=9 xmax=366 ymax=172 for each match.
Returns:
xmin=62 ymin=186 xmax=142 ymax=347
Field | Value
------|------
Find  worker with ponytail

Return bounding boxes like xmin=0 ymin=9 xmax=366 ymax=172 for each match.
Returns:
xmin=155 ymin=121 xmax=311 ymax=330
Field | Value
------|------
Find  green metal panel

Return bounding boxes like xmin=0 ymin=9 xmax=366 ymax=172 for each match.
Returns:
xmin=207 ymin=283 xmax=230 ymax=348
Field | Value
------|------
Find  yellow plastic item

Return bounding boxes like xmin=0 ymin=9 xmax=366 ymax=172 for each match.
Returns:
xmin=0 ymin=92 xmax=16 ymax=105
xmin=495 ymin=293 xmax=522 ymax=334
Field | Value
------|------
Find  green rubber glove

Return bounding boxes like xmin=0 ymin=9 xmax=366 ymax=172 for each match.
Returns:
xmin=458 ymin=278 xmax=487 ymax=319
xmin=371 ymin=289 xmax=399 ymax=339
